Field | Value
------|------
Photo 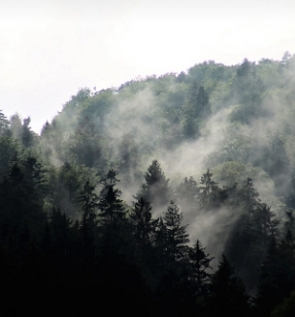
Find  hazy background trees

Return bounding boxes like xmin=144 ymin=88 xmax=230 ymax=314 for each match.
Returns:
xmin=0 ymin=54 xmax=295 ymax=315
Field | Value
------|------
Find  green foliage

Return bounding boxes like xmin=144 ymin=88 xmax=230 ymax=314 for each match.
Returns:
xmin=254 ymin=235 xmax=295 ymax=317
xmin=0 ymin=110 xmax=10 ymax=136
xmin=78 ymin=180 xmax=99 ymax=216
xmin=225 ymin=198 xmax=280 ymax=292
xmin=140 ymin=160 xmax=172 ymax=210
xmin=1 ymin=56 xmax=295 ymax=314
xmin=0 ymin=137 xmax=18 ymax=179
xmin=47 ymin=162 xmax=92 ymax=217
xmin=117 ymin=133 xmax=141 ymax=182
xmin=230 ymin=58 xmax=268 ymax=124
xmin=182 ymin=82 xmax=211 ymax=139
xmin=98 ymin=170 xmax=126 ymax=224
xmin=198 ymin=169 xmax=222 ymax=210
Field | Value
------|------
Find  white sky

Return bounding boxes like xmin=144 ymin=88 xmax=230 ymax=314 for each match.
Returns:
xmin=1 ymin=0 xmax=294 ymax=133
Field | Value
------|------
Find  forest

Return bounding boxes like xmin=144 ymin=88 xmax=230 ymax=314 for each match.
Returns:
xmin=0 ymin=53 xmax=295 ymax=316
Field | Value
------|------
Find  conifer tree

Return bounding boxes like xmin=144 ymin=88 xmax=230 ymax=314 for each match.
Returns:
xmin=254 ymin=238 xmax=282 ymax=317
xmin=140 ymin=160 xmax=171 ymax=210
xmin=183 ymin=82 xmax=211 ymax=139
xmin=252 ymin=203 xmax=280 ymax=250
xmin=198 ymin=169 xmax=220 ymax=210
xmin=130 ymin=197 xmax=157 ymax=249
xmin=189 ymin=84 xmax=210 ymax=118
xmin=98 ymin=169 xmax=126 ymax=224
xmin=224 ymin=201 xmax=280 ymax=292
xmin=238 ymin=177 xmax=260 ymax=213
xmin=163 ymin=201 xmax=189 ymax=261
xmin=0 ymin=136 xmax=18 ymax=179
xmin=208 ymin=255 xmax=250 ymax=317
xmin=0 ymin=110 xmax=10 ymax=136
xmin=50 ymin=208 xmax=72 ymax=254
xmin=189 ymin=239 xmax=213 ymax=296
xmin=78 ymin=180 xmax=99 ymax=216
xmin=22 ymin=117 xmax=34 ymax=147
xmin=153 ymin=217 xmax=167 ymax=253
xmin=284 ymin=210 xmax=295 ymax=237
xmin=78 ymin=180 xmax=99 ymax=255
xmin=255 ymin=229 xmax=295 ymax=317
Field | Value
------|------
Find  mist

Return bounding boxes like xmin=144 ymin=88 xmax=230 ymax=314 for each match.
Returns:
xmin=38 ymin=55 xmax=295 ymax=239
xmin=1 ymin=54 xmax=295 ymax=313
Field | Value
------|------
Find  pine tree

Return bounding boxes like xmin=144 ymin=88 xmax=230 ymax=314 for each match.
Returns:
xmin=163 ymin=201 xmax=189 ymax=261
xmin=189 ymin=239 xmax=213 ymax=296
xmin=50 ymin=208 xmax=72 ymax=254
xmin=0 ymin=136 xmax=18 ymax=179
xmin=255 ymin=228 xmax=295 ymax=317
xmin=208 ymin=255 xmax=250 ymax=317
xmin=139 ymin=160 xmax=171 ymax=210
xmin=239 ymin=177 xmax=260 ymax=213
xmin=56 ymin=162 xmax=83 ymax=216
xmin=78 ymin=180 xmax=99 ymax=256
xmin=118 ymin=133 xmax=141 ymax=183
xmin=78 ymin=180 xmax=99 ymax=216
xmin=186 ymin=82 xmax=211 ymax=118
xmin=182 ymin=82 xmax=211 ymax=139
xmin=224 ymin=202 xmax=280 ymax=292
xmin=22 ymin=117 xmax=34 ymax=147
xmin=22 ymin=156 xmax=47 ymax=199
xmin=254 ymin=238 xmax=282 ymax=317
xmin=0 ymin=110 xmax=10 ymax=136
xmin=153 ymin=217 xmax=167 ymax=253
xmin=198 ymin=169 xmax=220 ymax=210
xmin=264 ymin=136 xmax=291 ymax=201
xmin=98 ymin=169 xmax=126 ymax=224
xmin=0 ymin=159 xmax=46 ymax=235
xmin=130 ymin=197 xmax=157 ymax=249
xmin=284 ymin=210 xmax=295 ymax=237
xmin=252 ymin=203 xmax=280 ymax=250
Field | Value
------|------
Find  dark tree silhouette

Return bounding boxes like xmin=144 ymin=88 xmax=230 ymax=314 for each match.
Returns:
xmin=208 ymin=255 xmax=250 ymax=317
xmin=163 ymin=201 xmax=189 ymax=261
xmin=189 ymin=239 xmax=213 ymax=297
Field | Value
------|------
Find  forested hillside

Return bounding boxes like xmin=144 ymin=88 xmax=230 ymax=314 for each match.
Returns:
xmin=0 ymin=54 xmax=295 ymax=316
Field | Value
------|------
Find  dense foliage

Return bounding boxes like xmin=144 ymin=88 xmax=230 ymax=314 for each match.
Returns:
xmin=0 ymin=54 xmax=295 ymax=316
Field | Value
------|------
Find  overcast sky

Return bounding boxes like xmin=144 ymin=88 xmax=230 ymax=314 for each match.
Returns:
xmin=1 ymin=0 xmax=294 ymax=133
